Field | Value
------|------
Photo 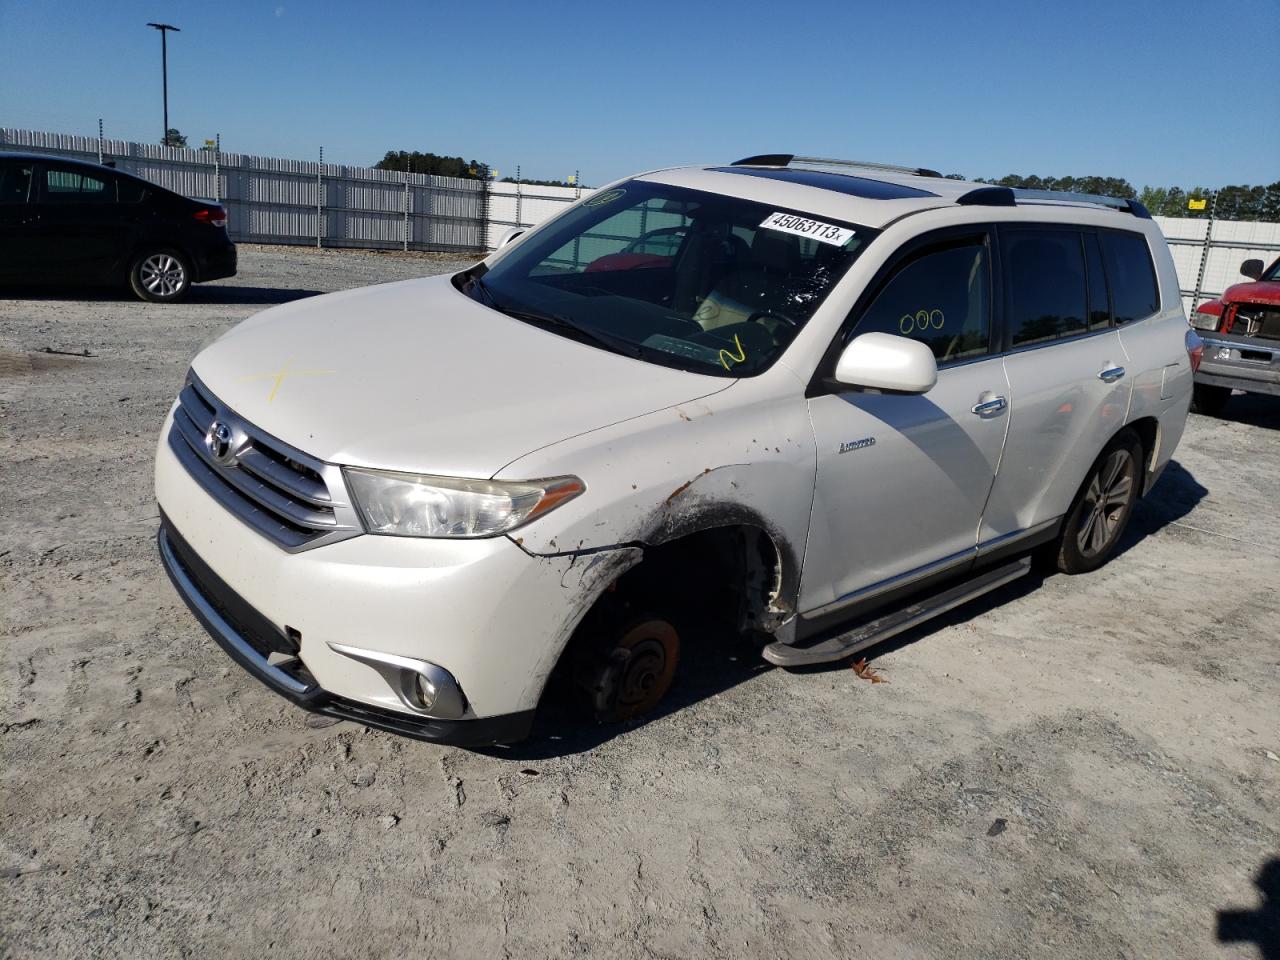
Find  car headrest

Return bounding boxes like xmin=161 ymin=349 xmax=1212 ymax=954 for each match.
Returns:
xmin=751 ymin=230 xmax=801 ymax=272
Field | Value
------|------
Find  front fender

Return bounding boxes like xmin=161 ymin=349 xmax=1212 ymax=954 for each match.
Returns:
xmin=495 ymin=377 xmax=818 ymax=619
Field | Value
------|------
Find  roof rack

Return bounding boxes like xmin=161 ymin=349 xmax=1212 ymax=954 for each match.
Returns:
xmin=956 ymin=185 xmax=1151 ymax=219
xmin=732 ymin=153 xmax=943 ymax=179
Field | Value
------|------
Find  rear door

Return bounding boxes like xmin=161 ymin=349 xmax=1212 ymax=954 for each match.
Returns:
xmin=979 ymin=225 xmax=1132 ymax=545
xmin=801 ymin=226 xmax=1011 ymax=613
xmin=0 ymin=159 xmax=37 ymax=281
xmin=28 ymin=163 xmax=138 ymax=283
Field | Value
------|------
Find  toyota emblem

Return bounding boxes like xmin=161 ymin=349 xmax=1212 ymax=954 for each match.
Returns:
xmin=205 ymin=421 xmax=235 ymax=464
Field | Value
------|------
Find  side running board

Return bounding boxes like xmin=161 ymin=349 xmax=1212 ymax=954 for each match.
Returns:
xmin=762 ymin=557 xmax=1032 ymax=668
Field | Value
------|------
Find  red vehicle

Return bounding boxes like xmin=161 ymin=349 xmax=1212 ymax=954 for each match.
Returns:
xmin=1189 ymin=255 xmax=1280 ymax=414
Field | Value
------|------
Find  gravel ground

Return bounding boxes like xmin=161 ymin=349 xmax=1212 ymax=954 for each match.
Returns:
xmin=1 ymin=245 xmax=1277 ymax=960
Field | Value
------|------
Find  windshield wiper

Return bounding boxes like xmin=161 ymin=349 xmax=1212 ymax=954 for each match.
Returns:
xmin=490 ymin=300 xmax=644 ymax=360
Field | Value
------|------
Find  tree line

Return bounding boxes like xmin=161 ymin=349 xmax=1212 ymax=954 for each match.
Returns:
xmin=973 ymin=173 xmax=1280 ymax=221
xmin=372 ymin=151 xmax=578 ymax=187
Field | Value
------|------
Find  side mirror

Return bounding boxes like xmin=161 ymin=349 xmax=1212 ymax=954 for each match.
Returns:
xmin=833 ymin=332 xmax=938 ymax=394
xmin=1240 ymin=259 xmax=1265 ymax=281
xmin=496 ymin=226 xmax=526 ymax=251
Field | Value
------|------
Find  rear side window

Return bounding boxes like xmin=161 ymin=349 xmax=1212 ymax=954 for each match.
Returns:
xmin=852 ymin=240 xmax=991 ymax=363
xmin=1101 ymin=232 xmax=1159 ymax=324
xmin=117 ymin=176 xmax=147 ymax=203
xmin=43 ymin=168 xmax=113 ymax=203
xmin=0 ymin=163 xmax=34 ymax=204
xmin=1004 ymin=230 xmax=1088 ymax=347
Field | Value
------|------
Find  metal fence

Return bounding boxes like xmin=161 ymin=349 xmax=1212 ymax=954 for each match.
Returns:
xmin=1153 ymin=215 xmax=1280 ymax=312
xmin=1 ymin=127 xmax=488 ymax=252
xmin=4 ymin=127 xmax=1277 ymax=307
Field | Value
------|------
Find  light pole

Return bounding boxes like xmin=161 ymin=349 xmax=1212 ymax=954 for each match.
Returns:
xmin=146 ymin=22 xmax=180 ymax=145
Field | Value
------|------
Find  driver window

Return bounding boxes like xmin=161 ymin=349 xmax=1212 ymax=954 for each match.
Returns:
xmin=852 ymin=240 xmax=992 ymax=364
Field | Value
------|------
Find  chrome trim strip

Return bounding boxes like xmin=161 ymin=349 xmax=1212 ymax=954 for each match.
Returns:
xmin=170 ymin=410 xmax=341 ymax=530
xmin=975 ymin=517 xmax=1060 ymax=556
xmin=158 ymin=529 xmax=312 ymax=695
xmin=806 ymin=547 xmax=976 ymax=619
xmin=807 ymin=518 xmax=1062 ymax=620
xmin=326 ymin=642 xmax=466 ymax=720
xmin=236 ymin=447 xmax=333 ymax=506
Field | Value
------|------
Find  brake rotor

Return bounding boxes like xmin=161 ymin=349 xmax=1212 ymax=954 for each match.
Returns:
xmin=589 ymin=617 xmax=680 ymax=723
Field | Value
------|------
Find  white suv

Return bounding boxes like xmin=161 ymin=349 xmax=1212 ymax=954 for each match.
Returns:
xmin=154 ymin=154 xmax=1197 ymax=745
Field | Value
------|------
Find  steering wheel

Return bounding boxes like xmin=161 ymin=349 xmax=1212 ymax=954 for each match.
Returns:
xmin=746 ymin=309 xmax=800 ymax=329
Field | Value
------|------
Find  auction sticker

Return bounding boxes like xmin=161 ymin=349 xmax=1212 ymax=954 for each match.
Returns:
xmin=759 ymin=211 xmax=854 ymax=247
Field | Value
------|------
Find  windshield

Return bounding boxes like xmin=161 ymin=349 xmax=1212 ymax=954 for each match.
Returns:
xmin=1265 ymin=259 xmax=1280 ymax=282
xmin=471 ymin=180 xmax=872 ymax=377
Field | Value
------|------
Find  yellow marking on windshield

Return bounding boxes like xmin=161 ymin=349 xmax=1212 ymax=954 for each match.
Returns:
xmin=718 ymin=334 xmax=747 ymax=371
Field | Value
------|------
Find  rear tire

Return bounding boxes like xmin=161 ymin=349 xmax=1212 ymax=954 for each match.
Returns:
xmin=129 ymin=249 xmax=191 ymax=303
xmin=1191 ymin=383 xmax=1231 ymax=416
xmin=1053 ymin=430 xmax=1143 ymax=575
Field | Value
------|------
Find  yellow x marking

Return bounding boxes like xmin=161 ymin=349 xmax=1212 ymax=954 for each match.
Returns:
xmin=237 ymin=358 xmax=335 ymax=403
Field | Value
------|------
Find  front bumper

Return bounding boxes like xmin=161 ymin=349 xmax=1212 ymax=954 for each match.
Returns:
xmin=154 ymin=414 xmax=631 ymax=744
xmin=157 ymin=519 xmax=533 ymax=745
xmin=1196 ymin=335 xmax=1280 ymax=396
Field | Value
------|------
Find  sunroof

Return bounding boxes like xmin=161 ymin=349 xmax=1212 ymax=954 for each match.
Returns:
xmin=707 ymin=166 xmax=938 ymax=200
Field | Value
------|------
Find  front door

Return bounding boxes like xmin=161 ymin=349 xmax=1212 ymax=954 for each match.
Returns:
xmin=801 ymin=228 xmax=1010 ymax=614
xmin=27 ymin=162 xmax=135 ymax=283
xmin=0 ymin=159 xmax=37 ymax=282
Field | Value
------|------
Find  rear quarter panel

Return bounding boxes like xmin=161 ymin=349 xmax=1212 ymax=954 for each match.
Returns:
xmin=1117 ymin=225 xmax=1192 ymax=481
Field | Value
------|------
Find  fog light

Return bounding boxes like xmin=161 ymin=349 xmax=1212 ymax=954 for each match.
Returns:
xmin=414 ymin=673 xmax=438 ymax=711
xmin=325 ymin=641 xmax=467 ymax=719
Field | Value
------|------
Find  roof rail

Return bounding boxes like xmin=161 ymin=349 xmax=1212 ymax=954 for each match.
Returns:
xmin=956 ymin=185 xmax=1151 ymax=219
xmin=732 ymin=153 xmax=943 ymax=179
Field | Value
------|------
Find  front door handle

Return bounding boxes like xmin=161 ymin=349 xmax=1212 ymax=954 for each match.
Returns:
xmin=971 ymin=395 xmax=1007 ymax=416
xmin=1099 ymin=366 xmax=1126 ymax=383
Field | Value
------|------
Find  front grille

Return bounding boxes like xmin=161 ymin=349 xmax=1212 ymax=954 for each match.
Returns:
xmin=167 ymin=374 xmax=362 ymax=552
xmin=1226 ymin=302 xmax=1280 ymax=341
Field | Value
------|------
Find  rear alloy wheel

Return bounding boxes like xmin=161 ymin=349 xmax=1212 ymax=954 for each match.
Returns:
xmin=129 ymin=249 xmax=191 ymax=303
xmin=579 ymin=615 xmax=680 ymax=724
xmin=1191 ymin=383 xmax=1231 ymax=416
xmin=1054 ymin=431 xmax=1142 ymax=574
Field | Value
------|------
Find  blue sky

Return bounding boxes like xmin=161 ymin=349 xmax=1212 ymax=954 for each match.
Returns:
xmin=2 ymin=0 xmax=1276 ymax=188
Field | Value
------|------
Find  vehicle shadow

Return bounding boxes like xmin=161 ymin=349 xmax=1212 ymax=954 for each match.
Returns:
xmin=0 ymin=285 xmax=321 ymax=305
xmin=1217 ymin=857 xmax=1279 ymax=960
xmin=1199 ymin=393 xmax=1280 ymax=431
xmin=1113 ymin=457 xmax=1209 ymax=560
xmin=478 ymin=617 xmax=768 ymax=760
xmin=484 ymin=458 xmax=1210 ymax=759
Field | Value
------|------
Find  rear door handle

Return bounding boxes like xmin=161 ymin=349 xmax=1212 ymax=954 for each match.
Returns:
xmin=971 ymin=395 xmax=1007 ymax=416
xmin=1099 ymin=366 xmax=1126 ymax=383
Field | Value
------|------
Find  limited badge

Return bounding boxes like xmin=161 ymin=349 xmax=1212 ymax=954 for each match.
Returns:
xmin=759 ymin=211 xmax=854 ymax=247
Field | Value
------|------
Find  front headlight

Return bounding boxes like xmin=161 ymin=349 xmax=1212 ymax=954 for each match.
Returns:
xmin=1189 ymin=308 xmax=1221 ymax=331
xmin=343 ymin=468 xmax=584 ymax=539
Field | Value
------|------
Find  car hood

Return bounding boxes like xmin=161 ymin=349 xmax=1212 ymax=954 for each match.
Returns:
xmin=1222 ymin=280 xmax=1280 ymax=306
xmin=191 ymin=274 xmax=732 ymax=477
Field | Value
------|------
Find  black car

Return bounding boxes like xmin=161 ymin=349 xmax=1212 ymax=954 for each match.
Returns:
xmin=0 ymin=152 xmax=236 ymax=302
